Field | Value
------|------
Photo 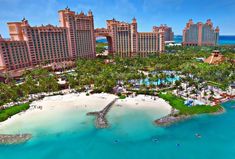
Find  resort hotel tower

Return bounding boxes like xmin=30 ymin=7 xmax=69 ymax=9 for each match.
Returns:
xmin=0 ymin=7 xmax=95 ymax=74
xmin=95 ymin=18 xmax=165 ymax=57
xmin=182 ymin=19 xmax=219 ymax=46
xmin=0 ymin=7 xmax=166 ymax=75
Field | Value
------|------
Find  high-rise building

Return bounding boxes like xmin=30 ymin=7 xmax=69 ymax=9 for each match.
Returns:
xmin=153 ymin=25 xmax=174 ymax=42
xmin=95 ymin=18 xmax=165 ymax=57
xmin=0 ymin=7 xmax=95 ymax=73
xmin=58 ymin=7 xmax=96 ymax=59
xmin=0 ymin=7 xmax=167 ymax=75
xmin=0 ymin=35 xmax=31 ymax=71
xmin=8 ymin=19 xmax=71 ymax=65
xmin=182 ymin=19 xmax=219 ymax=46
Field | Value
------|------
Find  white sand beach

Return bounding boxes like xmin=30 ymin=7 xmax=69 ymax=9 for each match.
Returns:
xmin=116 ymin=95 xmax=171 ymax=110
xmin=110 ymin=95 xmax=172 ymax=121
xmin=0 ymin=93 xmax=171 ymax=135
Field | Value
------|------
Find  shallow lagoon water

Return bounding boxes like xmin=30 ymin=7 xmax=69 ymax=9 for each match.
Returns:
xmin=0 ymin=98 xmax=234 ymax=159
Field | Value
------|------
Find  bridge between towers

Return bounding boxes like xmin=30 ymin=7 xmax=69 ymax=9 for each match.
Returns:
xmin=95 ymin=28 xmax=114 ymax=54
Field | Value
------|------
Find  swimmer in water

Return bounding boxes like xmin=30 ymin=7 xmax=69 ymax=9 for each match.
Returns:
xmin=195 ymin=133 xmax=202 ymax=138
xmin=152 ymin=138 xmax=159 ymax=142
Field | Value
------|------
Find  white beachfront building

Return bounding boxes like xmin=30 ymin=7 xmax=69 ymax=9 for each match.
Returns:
xmin=228 ymin=83 xmax=235 ymax=95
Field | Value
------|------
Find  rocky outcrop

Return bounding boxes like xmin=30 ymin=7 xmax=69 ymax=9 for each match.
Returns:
xmin=87 ymin=98 xmax=118 ymax=128
xmin=155 ymin=114 xmax=190 ymax=126
xmin=0 ymin=134 xmax=32 ymax=144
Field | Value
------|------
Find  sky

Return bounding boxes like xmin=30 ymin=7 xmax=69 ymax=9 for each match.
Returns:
xmin=0 ymin=0 xmax=234 ymax=38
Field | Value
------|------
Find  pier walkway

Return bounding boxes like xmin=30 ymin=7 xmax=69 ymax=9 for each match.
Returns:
xmin=87 ymin=98 xmax=118 ymax=128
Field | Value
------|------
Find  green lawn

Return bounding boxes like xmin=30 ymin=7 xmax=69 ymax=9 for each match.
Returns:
xmin=158 ymin=93 xmax=223 ymax=115
xmin=0 ymin=103 xmax=30 ymax=122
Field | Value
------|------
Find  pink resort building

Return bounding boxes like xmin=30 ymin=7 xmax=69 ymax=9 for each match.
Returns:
xmin=0 ymin=7 xmax=95 ymax=75
xmin=153 ymin=25 xmax=174 ymax=42
xmin=182 ymin=19 xmax=220 ymax=46
xmin=0 ymin=34 xmax=31 ymax=71
xmin=95 ymin=18 xmax=165 ymax=57
xmin=0 ymin=7 xmax=167 ymax=77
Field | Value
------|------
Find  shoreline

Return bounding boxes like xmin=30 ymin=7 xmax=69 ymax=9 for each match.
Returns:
xmin=155 ymin=105 xmax=226 ymax=126
xmin=155 ymin=114 xmax=191 ymax=126
xmin=154 ymin=92 xmax=226 ymax=126
xmin=0 ymin=91 xmax=229 ymax=144
xmin=0 ymin=93 xmax=172 ymax=144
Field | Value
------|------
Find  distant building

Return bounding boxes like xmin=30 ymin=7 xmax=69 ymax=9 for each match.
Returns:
xmin=183 ymin=19 xmax=219 ymax=46
xmin=204 ymin=50 xmax=225 ymax=64
xmin=95 ymin=18 xmax=165 ymax=57
xmin=165 ymin=41 xmax=181 ymax=46
xmin=153 ymin=25 xmax=174 ymax=41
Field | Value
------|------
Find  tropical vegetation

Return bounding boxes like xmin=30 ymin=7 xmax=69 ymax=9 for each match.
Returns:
xmin=0 ymin=103 xmax=30 ymax=122
xmin=96 ymin=42 xmax=108 ymax=54
xmin=0 ymin=45 xmax=234 ymax=112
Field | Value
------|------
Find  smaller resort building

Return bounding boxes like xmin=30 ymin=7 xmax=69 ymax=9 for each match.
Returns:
xmin=204 ymin=50 xmax=225 ymax=64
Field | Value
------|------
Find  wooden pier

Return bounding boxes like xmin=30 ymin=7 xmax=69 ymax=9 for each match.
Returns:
xmin=87 ymin=98 xmax=118 ymax=128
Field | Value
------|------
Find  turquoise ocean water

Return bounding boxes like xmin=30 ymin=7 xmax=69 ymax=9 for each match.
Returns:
xmin=0 ymin=100 xmax=234 ymax=159
xmin=174 ymin=35 xmax=235 ymax=45
xmin=97 ymin=36 xmax=235 ymax=45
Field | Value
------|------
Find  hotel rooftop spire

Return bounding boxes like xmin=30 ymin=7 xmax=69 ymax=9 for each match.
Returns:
xmin=132 ymin=17 xmax=137 ymax=23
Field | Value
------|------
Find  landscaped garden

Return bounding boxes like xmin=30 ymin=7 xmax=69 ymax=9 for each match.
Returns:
xmin=158 ymin=93 xmax=223 ymax=115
